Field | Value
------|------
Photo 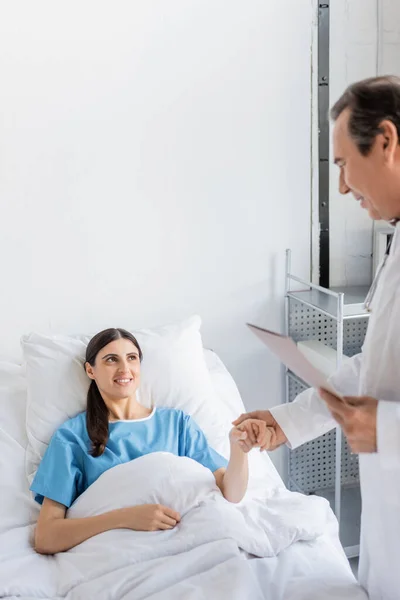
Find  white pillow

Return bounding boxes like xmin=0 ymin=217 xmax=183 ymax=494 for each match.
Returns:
xmin=0 ymin=362 xmax=27 ymax=450
xmin=0 ymin=361 xmax=38 ymax=534
xmin=203 ymin=349 xmax=246 ymax=419
xmin=204 ymin=349 xmax=284 ymax=491
xmin=23 ymin=316 xmax=227 ymax=483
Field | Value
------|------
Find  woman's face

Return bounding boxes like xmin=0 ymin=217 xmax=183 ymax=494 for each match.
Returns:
xmin=85 ymin=337 xmax=141 ymax=401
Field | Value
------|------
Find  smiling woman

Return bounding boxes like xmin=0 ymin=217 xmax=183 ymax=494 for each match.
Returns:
xmin=84 ymin=328 xmax=148 ymax=456
xmin=29 ymin=328 xmax=256 ymax=555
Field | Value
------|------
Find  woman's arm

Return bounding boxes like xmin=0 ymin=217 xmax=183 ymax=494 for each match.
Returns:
xmin=35 ymin=498 xmax=181 ymax=554
xmin=214 ymin=428 xmax=249 ymax=503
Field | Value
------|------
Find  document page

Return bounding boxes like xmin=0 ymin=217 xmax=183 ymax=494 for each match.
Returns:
xmin=247 ymin=323 xmax=342 ymax=399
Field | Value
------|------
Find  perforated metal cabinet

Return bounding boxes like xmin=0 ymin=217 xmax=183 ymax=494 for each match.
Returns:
xmin=286 ymin=299 xmax=368 ymax=493
xmin=287 ymin=371 xmax=360 ymax=494
xmin=284 ymin=250 xmax=370 ymax=558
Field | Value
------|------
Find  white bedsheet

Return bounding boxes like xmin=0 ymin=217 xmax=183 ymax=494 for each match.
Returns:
xmin=1 ymin=452 xmax=336 ymax=599
xmin=0 ymin=451 xmax=367 ymax=600
xmin=0 ymin=354 xmax=368 ymax=600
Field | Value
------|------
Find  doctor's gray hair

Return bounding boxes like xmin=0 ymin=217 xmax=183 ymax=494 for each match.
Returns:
xmin=330 ymin=75 xmax=400 ymax=156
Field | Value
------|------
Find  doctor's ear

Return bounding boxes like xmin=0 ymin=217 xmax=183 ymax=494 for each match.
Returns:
xmin=378 ymin=120 xmax=399 ymax=164
xmin=85 ymin=362 xmax=96 ymax=380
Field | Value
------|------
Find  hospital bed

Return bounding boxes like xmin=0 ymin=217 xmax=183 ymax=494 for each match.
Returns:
xmin=0 ymin=335 xmax=367 ymax=600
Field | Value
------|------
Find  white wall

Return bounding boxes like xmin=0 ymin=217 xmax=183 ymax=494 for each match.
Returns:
xmin=329 ymin=0 xmax=400 ymax=287
xmin=380 ymin=0 xmax=400 ymax=73
xmin=0 ymin=1 xmax=314 ymax=474
xmin=329 ymin=0 xmax=378 ymax=287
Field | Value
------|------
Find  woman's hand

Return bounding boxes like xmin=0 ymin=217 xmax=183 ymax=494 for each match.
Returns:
xmin=120 ymin=504 xmax=181 ymax=531
xmin=35 ymin=499 xmax=181 ymax=554
xmin=218 ymin=429 xmax=249 ymax=502
xmin=229 ymin=426 xmax=248 ymax=451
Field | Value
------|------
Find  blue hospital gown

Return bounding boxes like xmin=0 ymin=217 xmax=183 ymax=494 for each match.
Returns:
xmin=30 ymin=407 xmax=227 ymax=508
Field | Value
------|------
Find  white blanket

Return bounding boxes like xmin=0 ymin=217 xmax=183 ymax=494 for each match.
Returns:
xmin=0 ymin=452 xmax=333 ymax=599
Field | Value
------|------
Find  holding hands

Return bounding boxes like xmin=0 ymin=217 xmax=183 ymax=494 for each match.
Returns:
xmin=232 ymin=393 xmax=379 ymax=456
xmin=230 ymin=410 xmax=287 ymax=453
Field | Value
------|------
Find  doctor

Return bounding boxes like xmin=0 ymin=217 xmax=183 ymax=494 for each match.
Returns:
xmin=234 ymin=75 xmax=400 ymax=600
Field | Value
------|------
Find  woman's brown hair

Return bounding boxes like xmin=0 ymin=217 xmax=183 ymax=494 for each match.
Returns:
xmin=85 ymin=328 xmax=143 ymax=457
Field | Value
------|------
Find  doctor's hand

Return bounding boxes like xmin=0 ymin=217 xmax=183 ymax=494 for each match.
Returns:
xmin=232 ymin=411 xmax=287 ymax=451
xmin=319 ymin=390 xmax=378 ymax=453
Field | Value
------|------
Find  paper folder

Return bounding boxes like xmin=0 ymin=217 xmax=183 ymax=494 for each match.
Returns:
xmin=247 ymin=323 xmax=343 ymax=400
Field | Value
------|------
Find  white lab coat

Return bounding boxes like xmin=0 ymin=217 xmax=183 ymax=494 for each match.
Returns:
xmin=270 ymin=222 xmax=400 ymax=600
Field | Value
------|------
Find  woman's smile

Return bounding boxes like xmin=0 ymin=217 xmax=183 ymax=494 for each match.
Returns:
xmin=113 ymin=377 xmax=134 ymax=387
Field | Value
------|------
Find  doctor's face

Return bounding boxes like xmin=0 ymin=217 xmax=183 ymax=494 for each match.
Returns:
xmin=333 ymin=108 xmax=400 ymax=221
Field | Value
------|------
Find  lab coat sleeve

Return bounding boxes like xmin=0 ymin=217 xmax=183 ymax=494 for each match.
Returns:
xmin=374 ymin=277 xmax=400 ymax=468
xmin=377 ymin=401 xmax=400 ymax=469
xmin=270 ymin=353 xmax=363 ymax=449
